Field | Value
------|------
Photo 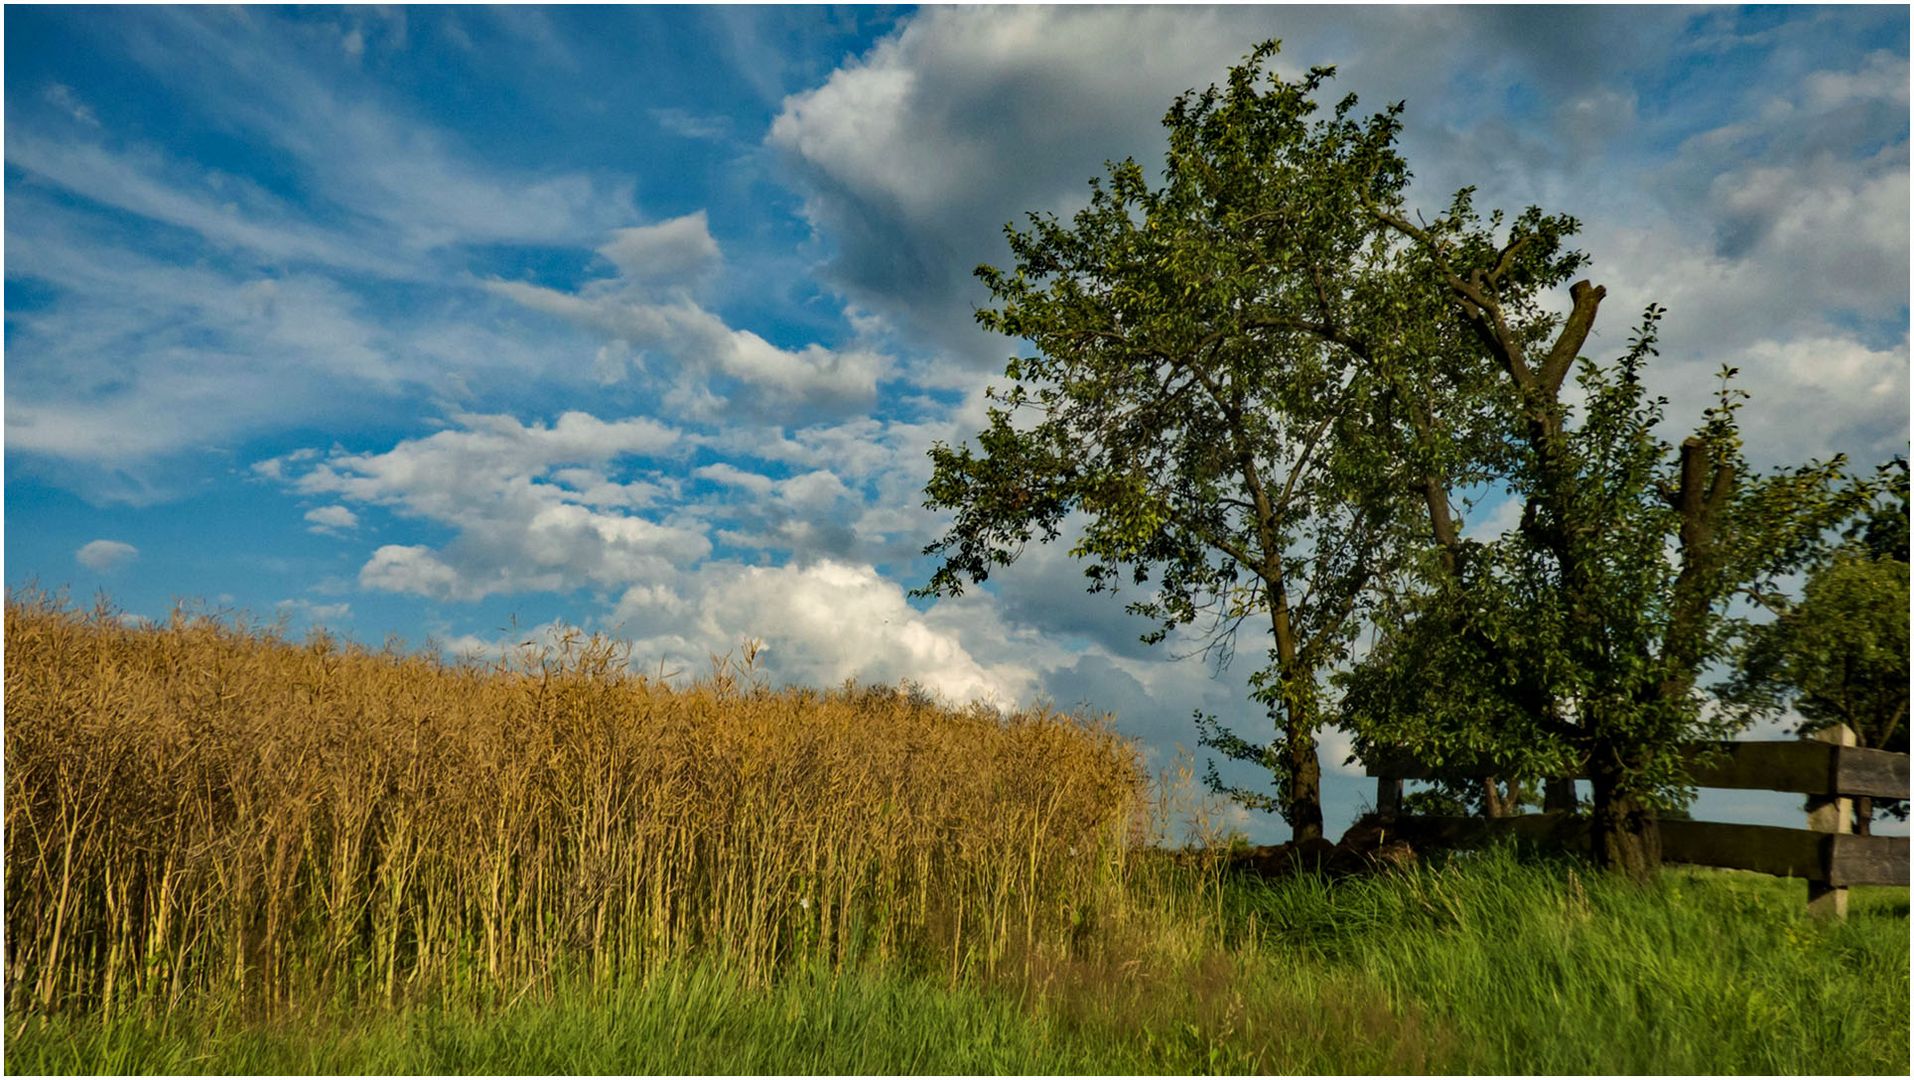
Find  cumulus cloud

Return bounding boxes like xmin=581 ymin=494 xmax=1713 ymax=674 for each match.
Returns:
xmin=278 ymin=411 xmax=702 ymax=601
xmin=616 ymin=559 xmax=1034 ymax=705
xmin=765 ymin=6 xmax=1694 ymax=371
xmin=261 ymin=404 xmax=1132 ymax=714
xmin=767 ymin=7 xmax=1905 ymax=471
xmin=76 ymin=539 xmax=139 ymax=572
xmin=1567 ymin=49 xmax=1909 ymax=466
xmin=768 ymin=6 xmax=1268 ymax=369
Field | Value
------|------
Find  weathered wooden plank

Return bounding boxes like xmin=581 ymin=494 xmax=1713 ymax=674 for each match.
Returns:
xmin=1374 ymin=812 xmax=1904 ymax=886
xmin=1685 ymin=741 xmax=1835 ymax=795
xmin=1827 ymin=833 xmax=1909 ymax=887
xmin=1833 ymin=746 xmax=1911 ymax=800
xmin=1367 ymin=740 xmax=1909 ymax=799
xmin=1659 ymin=820 xmax=1825 ymax=880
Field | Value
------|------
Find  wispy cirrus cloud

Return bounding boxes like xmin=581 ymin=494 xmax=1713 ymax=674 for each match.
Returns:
xmin=484 ymin=213 xmax=889 ymax=420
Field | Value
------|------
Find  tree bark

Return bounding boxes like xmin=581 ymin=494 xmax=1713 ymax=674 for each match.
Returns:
xmin=1288 ymin=732 xmax=1325 ymax=843
xmin=1590 ymin=764 xmax=1661 ymax=882
xmin=1269 ymin=576 xmax=1324 ymax=842
xmin=1483 ymin=778 xmax=1510 ymax=817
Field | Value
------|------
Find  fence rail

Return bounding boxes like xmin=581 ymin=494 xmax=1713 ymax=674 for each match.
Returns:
xmin=1364 ymin=725 xmax=1910 ymax=917
xmin=1362 ymin=740 xmax=1911 ymax=797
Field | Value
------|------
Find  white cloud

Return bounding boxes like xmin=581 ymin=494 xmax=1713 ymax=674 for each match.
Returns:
xmin=649 ymin=107 xmax=732 ymax=142
xmin=4 ymin=7 xmax=649 ymax=497
xmin=283 ymin=411 xmax=706 ymax=601
xmin=5 ymin=131 xmax=400 ymax=276
xmin=694 ymin=462 xmax=776 ymax=496
xmin=76 ymin=539 xmax=139 ymax=572
xmin=765 ymin=6 xmax=1694 ymax=368
xmin=1461 ymin=493 xmax=1525 ymax=543
xmin=655 ymin=559 xmax=1033 ymax=705
xmin=485 ymin=220 xmax=888 ymax=419
xmin=42 ymin=83 xmax=99 ymax=126
xmin=112 ymin=9 xmax=631 ymax=252
xmin=597 ymin=212 xmax=723 ymax=284
xmin=767 ymin=6 xmax=1272 ymax=364
xmin=2 ymin=191 xmax=598 ymax=499
xmin=766 ymin=7 xmax=1906 ymax=475
xmin=360 ymin=545 xmax=465 ymax=598
xmin=304 ymin=505 xmax=360 ymax=534
xmin=277 ymin=597 xmax=352 ymax=623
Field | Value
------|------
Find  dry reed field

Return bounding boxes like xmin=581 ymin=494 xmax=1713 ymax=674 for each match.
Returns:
xmin=3 ymin=594 xmax=1144 ymax=1018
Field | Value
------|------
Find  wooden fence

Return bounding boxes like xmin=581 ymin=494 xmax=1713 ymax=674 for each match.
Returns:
xmin=1365 ymin=724 xmax=1910 ymax=918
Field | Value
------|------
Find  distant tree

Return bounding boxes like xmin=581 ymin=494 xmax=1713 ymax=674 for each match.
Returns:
xmin=917 ymin=45 xmax=1422 ymax=841
xmin=1723 ymin=460 xmax=1910 ymax=832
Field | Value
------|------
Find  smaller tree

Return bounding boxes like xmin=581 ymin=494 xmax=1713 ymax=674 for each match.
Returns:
xmin=1724 ymin=460 xmax=1911 ymax=831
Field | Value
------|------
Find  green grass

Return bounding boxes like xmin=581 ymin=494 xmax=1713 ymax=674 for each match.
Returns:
xmin=8 ymin=850 xmax=1906 ymax=1075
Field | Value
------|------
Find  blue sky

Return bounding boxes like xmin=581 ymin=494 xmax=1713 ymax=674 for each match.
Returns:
xmin=6 ymin=6 xmax=1909 ymax=840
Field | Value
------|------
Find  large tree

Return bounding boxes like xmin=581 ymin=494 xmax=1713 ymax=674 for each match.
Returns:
xmin=917 ymin=46 xmax=1417 ymax=840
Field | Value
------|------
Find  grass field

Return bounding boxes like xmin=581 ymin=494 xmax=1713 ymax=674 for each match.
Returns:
xmin=6 ymin=597 xmax=1909 ymax=1074
xmin=10 ymin=859 xmax=1906 ymax=1074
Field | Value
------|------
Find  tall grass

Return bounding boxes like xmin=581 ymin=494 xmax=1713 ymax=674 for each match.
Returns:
xmin=9 ymin=858 xmax=1904 ymax=1074
xmin=4 ymin=594 xmax=1142 ymax=1016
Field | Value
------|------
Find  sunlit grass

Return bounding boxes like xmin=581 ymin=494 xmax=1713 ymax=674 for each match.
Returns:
xmin=9 ymin=855 xmax=1903 ymax=1075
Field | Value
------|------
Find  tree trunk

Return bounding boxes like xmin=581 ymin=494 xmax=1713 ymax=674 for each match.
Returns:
xmin=1288 ymin=731 xmax=1324 ymax=843
xmin=1589 ymin=766 xmax=1661 ymax=882
xmin=1268 ymin=577 xmax=1325 ymax=843
xmin=1855 ymin=795 xmax=1874 ymax=836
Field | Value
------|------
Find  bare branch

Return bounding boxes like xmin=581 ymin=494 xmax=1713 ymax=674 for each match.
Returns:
xmin=1538 ymin=280 xmax=1608 ymax=395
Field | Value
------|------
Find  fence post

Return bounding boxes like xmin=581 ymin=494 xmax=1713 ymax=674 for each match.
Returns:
xmin=1543 ymin=777 xmax=1577 ymax=813
xmin=1376 ymin=774 xmax=1402 ymax=819
xmin=1806 ymin=723 xmax=1856 ymax=919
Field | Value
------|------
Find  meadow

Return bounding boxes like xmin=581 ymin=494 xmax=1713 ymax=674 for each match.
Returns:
xmin=5 ymin=595 xmax=1908 ymax=1074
